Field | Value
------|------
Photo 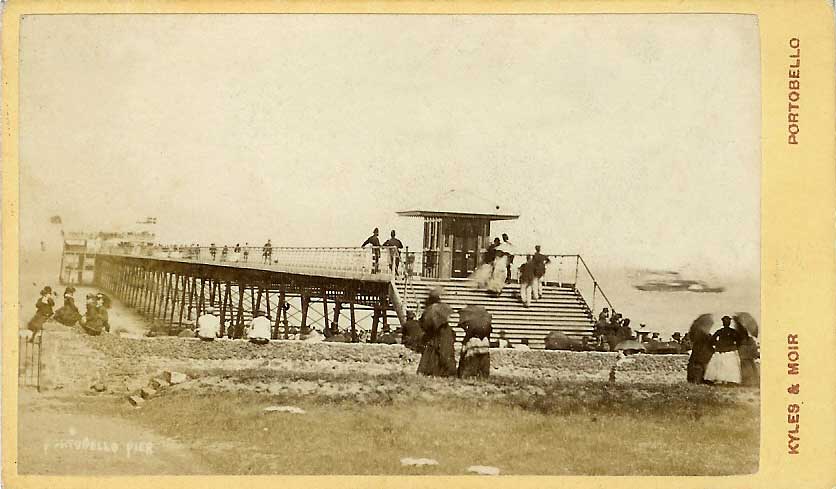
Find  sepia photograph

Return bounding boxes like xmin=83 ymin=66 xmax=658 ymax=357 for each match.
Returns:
xmin=13 ymin=12 xmax=764 ymax=477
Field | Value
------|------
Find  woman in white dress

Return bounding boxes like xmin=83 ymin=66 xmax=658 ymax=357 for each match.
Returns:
xmin=703 ymin=316 xmax=742 ymax=385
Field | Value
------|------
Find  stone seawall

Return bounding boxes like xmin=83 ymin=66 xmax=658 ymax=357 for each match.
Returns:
xmin=39 ymin=325 xmax=689 ymax=392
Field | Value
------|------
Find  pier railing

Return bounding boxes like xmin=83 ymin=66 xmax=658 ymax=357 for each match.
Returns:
xmin=100 ymin=245 xmax=613 ymax=314
xmin=100 ymin=245 xmax=403 ymax=281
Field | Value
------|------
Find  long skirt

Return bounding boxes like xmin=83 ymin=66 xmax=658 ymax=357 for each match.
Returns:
xmin=417 ymin=329 xmax=456 ymax=377
xmin=27 ymin=313 xmax=49 ymax=333
xmin=740 ymin=359 xmax=759 ymax=387
xmin=686 ymin=359 xmax=707 ymax=384
xmin=704 ymin=350 xmax=742 ymax=384
xmin=54 ymin=305 xmax=81 ymax=326
xmin=486 ymin=256 xmax=508 ymax=294
xmin=458 ymin=353 xmax=490 ymax=378
xmin=470 ymin=263 xmax=493 ymax=289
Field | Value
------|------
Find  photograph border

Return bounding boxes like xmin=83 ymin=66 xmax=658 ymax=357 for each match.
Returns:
xmin=3 ymin=1 xmax=835 ymax=488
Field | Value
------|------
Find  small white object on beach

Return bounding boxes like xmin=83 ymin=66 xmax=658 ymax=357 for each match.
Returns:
xmin=467 ymin=465 xmax=500 ymax=475
xmin=263 ymin=405 xmax=306 ymax=414
xmin=400 ymin=457 xmax=439 ymax=466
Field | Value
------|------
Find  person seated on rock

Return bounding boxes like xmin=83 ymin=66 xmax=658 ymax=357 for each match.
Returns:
xmin=247 ymin=311 xmax=272 ymax=345
xmin=197 ymin=307 xmax=220 ymax=341
xmin=95 ymin=294 xmax=111 ymax=333
xmin=27 ymin=286 xmax=55 ymax=335
xmin=81 ymin=294 xmax=105 ymax=336
xmin=54 ymin=286 xmax=82 ymax=326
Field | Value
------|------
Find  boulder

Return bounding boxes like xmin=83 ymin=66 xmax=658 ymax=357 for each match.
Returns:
xmin=544 ymin=331 xmax=580 ymax=351
xmin=140 ymin=386 xmax=157 ymax=399
xmin=150 ymin=378 xmax=170 ymax=389
xmin=165 ymin=371 xmax=188 ymax=385
xmin=128 ymin=395 xmax=145 ymax=407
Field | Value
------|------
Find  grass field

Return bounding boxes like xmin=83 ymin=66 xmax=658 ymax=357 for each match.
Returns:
xmin=67 ymin=376 xmax=759 ymax=476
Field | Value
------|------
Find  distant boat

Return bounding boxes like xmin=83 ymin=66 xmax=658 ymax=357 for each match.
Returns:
xmin=634 ymin=279 xmax=725 ymax=293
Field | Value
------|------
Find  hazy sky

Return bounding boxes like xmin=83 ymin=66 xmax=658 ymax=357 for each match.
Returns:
xmin=19 ymin=14 xmax=761 ymax=280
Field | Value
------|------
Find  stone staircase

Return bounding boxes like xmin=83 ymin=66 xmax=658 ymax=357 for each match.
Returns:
xmin=390 ymin=279 xmax=596 ymax=349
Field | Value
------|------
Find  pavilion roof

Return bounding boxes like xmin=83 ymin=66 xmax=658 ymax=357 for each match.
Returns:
xmin=396 ymin=189 xmax=520 ymax=221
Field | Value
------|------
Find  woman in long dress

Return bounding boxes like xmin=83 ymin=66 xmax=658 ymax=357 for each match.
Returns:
xmin=687 ymin=314 xmax=715 ymax=384
xmin=27 ymin=286 xmax=55 ymax=334
xmin=54 ymin=286 xmax=82 ymax=326
xmin=81 ymin=293 xmax=104 ymax=336
xmin=457 ymin=306 xmax=492 ymax=378
xmin=703 ymin=316 xmax=742 ymax=385
xmin=735 ymin=316 xmax=760 ymax=387
xmin=417 ymin=289 xmax=456 ymax=377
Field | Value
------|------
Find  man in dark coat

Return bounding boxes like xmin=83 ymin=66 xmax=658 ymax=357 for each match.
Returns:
xmin=530 ymin=245 xmax=551 ymax=299
xmin=382 ymin=230 xmax=404 ymax=275
xmin=361 ymin=228 xmax=381 ymax=273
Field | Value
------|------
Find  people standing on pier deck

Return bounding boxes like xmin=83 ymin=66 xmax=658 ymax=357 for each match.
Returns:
xmin=530 ymin=245 xmax=551 ymax=300
xmin=243 ymin=243 xmax=250 ymax=262
xmin=197 ymin=307 xmax=220 ymax=341
xmin=27 ymin=286 xmax=55 ymax=334
xmin=703 ymin=316 xmax=742 ymax=385
xmin=361 ymin=228 xmax=381 ymax=274
xmin=54 ymin=286 xmax=82 ymax=326
xmin=221 ymin=245 xmax=229 ymax=262
xmin=247 ymin=311 xmax=272 ymax=345
xmin=262 ymin=240 xmax=273 ymax=263
xmin=382 ymin=230 xmax=404 ymax=276
xmin=209 ymin=243 xmax=217 ymax=261
xmin=417 ymin=288 xmax=456 ymax=377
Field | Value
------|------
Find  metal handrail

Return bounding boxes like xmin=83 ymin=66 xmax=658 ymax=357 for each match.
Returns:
xmin=99 ymin=245 xmax=403 ymax=281
xmin=577 ymin=255 xmax=614 ymax=313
